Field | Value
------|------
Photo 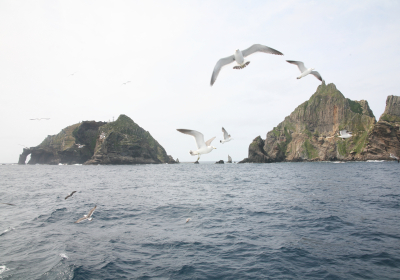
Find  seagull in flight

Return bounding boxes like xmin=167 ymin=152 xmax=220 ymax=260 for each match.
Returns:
xmin=30 ymin=118 xmax=50 ymax=121
xmin=65 ymin=191 xmax=76 ymax=200
xmin=75 ymin=144 xmax=85 ymax=148
xmin=338 ymin=130 xmax=352 ymax=140
xmin=390 ymin=153 xmax=399 ymax=163
xmin=220 ymin=127 xmax=233 ymax=144
xmin=210 ymin=44 xmax=283 ymax=86
xmin=75 ymin=205 xmax=97 ymax=223
xmin=177 ymin=129 xmax=216 ymax=161
xmin=186 ymin=218 xmax=191 ymax=223
xmin=286 ymin=60 xmax=323 ymax=82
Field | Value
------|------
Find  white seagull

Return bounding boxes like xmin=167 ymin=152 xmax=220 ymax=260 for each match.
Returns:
xmin=75 ymin=205 xmax=97 ymax=223
xmin=390 ymin=153 xmax=399 ymax=163
xmin=220 ymin=127 xmax=233 ymax=144
xmin=210 ymin=44 xmax=283 ymax=86
xmin=286 ymin=60 xmax=323 ymax=82
xmin=177 ymin=129 xmax=216 ymax=161
xmin=338 ymin=130 xmax=352 ymax=140
xmin=75 ymin=144 xmax=85 ymax=148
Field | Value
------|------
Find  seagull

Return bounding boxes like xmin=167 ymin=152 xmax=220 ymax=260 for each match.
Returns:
xmin=0 ymin=203 xmax=16 ymax=206
xmin=186 ymin=218 xmax=191 ymax=223
xmin=286 ymin=60 xmax=323 ymax=82
xmin=75 ymin=144 xmax=85 ymax=148
xmin=65 ymin=191 xmax=76 ymax=200
xmin=30 ymin=118 xmax=50 ymax=121
xmin=75 ymin=205 xmax=97 ymax=223
xmin=338 ymin=130 xmax=352 ymax=140
xmin=99 ymin=132 xmax=106 ymax=140
xmin=177 ymin=129 xmax=216 ymax=161
xmin=390 ymin=153 xmax=399 ymax=163
xmin=210 ymin=44 xmax=283 ymax=86
xmin=122 ymin=81 xmax=131 ymax=85
xmin=220 ymin=127 xmax=233 ymax=144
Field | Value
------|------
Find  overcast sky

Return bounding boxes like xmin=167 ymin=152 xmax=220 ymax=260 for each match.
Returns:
xmin=1 ymin=0 xmax=399 ymax=163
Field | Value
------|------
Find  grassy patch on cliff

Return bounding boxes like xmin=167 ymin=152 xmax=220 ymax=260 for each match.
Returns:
xmin=337 ymin=140 xmax=348 ymax=156
xmin=352 ymin=131 xmax=369 ymax=154
xmin=381 ymin=114 xmax=400 ymax=123
xmin=303 ymin=139 xmax=318 ymax=159
xmin=347 ymin=99 xmax=363 ymax=114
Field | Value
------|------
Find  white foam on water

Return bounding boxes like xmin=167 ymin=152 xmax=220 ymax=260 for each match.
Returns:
xmin=0 ymin=227 xmax=15 ymax=236
xmin=367 ymin=160 xmax=385 ymax=162
xmin=0 ymin=265 xmax=10 ymax=274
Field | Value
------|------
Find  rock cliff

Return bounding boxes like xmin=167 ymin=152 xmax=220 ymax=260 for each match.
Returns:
xmin=18 ymin=115 xmax=176 ymax=165
xmin=239 ymin=82 xmax=398 ymax=163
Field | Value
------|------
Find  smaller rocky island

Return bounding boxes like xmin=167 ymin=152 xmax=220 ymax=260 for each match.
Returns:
xmin=18 ymin=114 xmax=177 ymax=165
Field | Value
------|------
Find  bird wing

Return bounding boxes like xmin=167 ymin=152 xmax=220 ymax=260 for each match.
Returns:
xmin=205 ymin=136 xmax=216 ymax=147
xmin=310 ymin=71 xmax=323 ymax=82
xmin=242 ymin=44 xmax=283 ymax=58
xmin=74 ymin=216 xmax=87 ymax=223
xmin=339 ymin=130 xmax=347 ymax=136
xmin=286 ymin=60 xmax=307 ymax=73
xmin=177 ymin=129 xmax=206 ymax=149
xmin=222 ymin=127 xmax=229 ymax=140
xmin=65 ymin=195 xmax=70 ymax=200
xmin=210 ymin=55 xmax=235 ymax=86
xmin=87 ymin=205 xmax=97 ymax=218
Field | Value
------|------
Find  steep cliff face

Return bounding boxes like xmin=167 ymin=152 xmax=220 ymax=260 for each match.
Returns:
xmin=364 ymin=95 xmax=400 ymax=160
xmin=18 ymin=115 xmax=176 ymax=165
xmin=84 ymin=114 xmax=176 ymax=165
xmin=240 ymin=83 xmax=378 ymax=163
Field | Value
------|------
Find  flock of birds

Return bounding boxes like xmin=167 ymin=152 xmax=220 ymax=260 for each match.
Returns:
xmin=179 ymin=43 xmax=324 ymax=162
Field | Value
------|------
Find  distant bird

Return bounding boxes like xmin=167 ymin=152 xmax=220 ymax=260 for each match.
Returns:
xmin=0 ymin=203 xmax=16 ymax=206
xmin=75 ymin=144 xmax=85 ymax=148
xmin=186 ymin=218 xmax=191 ymax=223
xmin=210 ymin=44 xmax=283 ymax=86
xmin=338 ymin=130 xmax=352 ymax=140
xmin=75 ymin=205 xmax=97 ymax=223
xmin=65 ymin=191 xmax=76 ymax=200
xmin=228 ymin=155 xmax=232 ymax=163
xmin=177 ymin=129 xmax=216 ymax=161
xmin=30 ymin=118 xmax=50 ymax=121
xmin=286 ymin=60 xmax=323 ymax=82
xmin=220 ymin=127 xmax=233 ymax=144
xmin=390 ymin=153 xmax=399 ymax=163
xmin=99 ymin=132 xmax=106 ymax=140
xmin=122 ymin=81 xmax=131 ymax=85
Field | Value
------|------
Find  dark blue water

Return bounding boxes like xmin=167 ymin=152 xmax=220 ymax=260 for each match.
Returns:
xmin=1 ymin=162 xmax=400 ymax=279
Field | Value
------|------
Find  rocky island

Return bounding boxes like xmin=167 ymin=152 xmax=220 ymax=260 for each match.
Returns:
xmin=240 ymin=82 xmax=400 ymax=163
xmin=18 ymin=114 xmax=176 ymax=165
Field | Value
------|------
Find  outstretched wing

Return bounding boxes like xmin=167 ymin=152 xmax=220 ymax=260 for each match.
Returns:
xmin=222 ymin=127 xmax=229 ymax=140
xmin=210 ymin=55 xmax=235 ymax=86
xmin=87 ymin=205 xmax=97 ymax=218
xmin=310 ymin=71 xmax=323 ymax=82
xmin=177 ymin=129 xmax=206 ymax=149
xmin=75 ymin=216 xmax=87 ymax=223
xmin=242 ymin=44 xmax=283 ymax=58
xmin=205 ymin=136 xmax=216 ymax=147
xmin=286 ymin=60 xmax=307 ymax=73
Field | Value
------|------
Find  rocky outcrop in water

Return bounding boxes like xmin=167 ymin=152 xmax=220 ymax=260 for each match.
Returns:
xmin=18 ymin=115 xmax=176 ymax=165
xmin=239 ymin=82 xmax=398 ymax=163
xmin=215 ymin=160 xmax=224 ymax=164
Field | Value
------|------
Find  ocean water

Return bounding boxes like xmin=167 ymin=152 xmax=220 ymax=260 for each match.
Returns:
xmin=1 ymin=162 xmax=400 ymax=279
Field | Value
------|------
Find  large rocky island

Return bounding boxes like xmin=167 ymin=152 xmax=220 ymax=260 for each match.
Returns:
xmin=240 ymin=82 xmax=400 ymax=163
xmin=18 ymin=114 xmax=176 ymax=165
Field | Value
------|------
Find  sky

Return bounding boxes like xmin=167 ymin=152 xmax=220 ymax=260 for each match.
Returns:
xmin=1 ymin=0 xmax=400 ymax=163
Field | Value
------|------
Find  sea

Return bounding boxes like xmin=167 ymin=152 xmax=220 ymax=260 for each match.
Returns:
xmin=0 ymin=161 xmax=400 ymax=279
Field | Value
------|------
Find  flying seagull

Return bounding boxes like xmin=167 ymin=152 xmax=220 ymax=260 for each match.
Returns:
xmin=338 ymin=130 xmax=352 ymax=140
xmin=75 ymin=144 xmax=85 ymax=148
xmin=220 ymin=127 xmax=233 ymax=144
xmin=30 ymin=118 xmax=50 ymax=121
xmin=286 ymin=60 xmax=323 ymax=82
xmin=177 ymin=129 xmax=216 ymax=161
xmin=65 ymin=191 xmax=76 ymax=200
xmin=390 ymin=153 xmax=399 ymax=163
xmin=186 ymin=218 xmax=191 ymax=223
xmin=210 ymin=44 xmax=283 ymax=86
xmin=75 ymin=205 xmax=97 ymax=223
xmin=0 ymin=203 xmax=16 ymax=206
